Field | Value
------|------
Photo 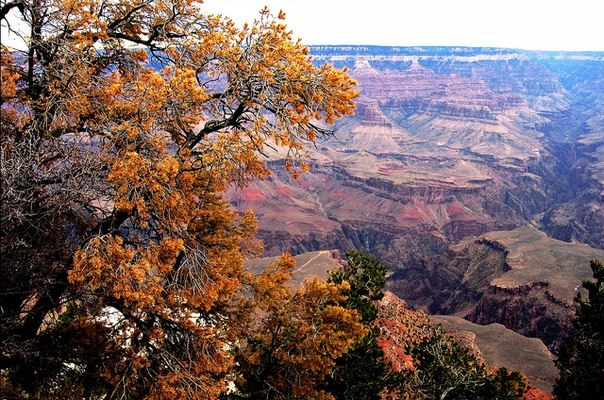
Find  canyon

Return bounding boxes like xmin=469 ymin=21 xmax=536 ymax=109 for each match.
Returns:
xmin=230 ymin=46 xmax=604 ymax=385
xmin=231 ymin=47 xmax=604 ymax=257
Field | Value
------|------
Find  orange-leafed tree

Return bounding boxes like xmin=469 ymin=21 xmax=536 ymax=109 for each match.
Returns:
xmin=0 ymin=1 xmax=356 ymax=398
xmin=228 ymin=254 xmax=366 ymax=400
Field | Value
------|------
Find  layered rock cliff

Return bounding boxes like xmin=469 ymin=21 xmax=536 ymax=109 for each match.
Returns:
xmin=392 ymin=227 xmax=604 ymax=350
xmin=229 ymin=46 xmax=604 ymax=355
xmin=230 ymin=47 xmax=603 ymax=258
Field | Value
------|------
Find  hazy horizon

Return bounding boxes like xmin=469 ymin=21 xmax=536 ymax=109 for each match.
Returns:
xmin=2 ymin=1 xmax=602 ymax=52
xmin=202 ymin=0 xmax=604 ymax=52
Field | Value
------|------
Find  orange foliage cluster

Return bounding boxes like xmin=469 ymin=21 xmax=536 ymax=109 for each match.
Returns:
xmin=1 ymin=1 xmax=357 ymax=398
xmin=230 ymin=254 xmax=366 ymax=399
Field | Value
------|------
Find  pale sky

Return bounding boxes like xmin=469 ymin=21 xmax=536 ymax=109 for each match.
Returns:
xmin=202 ymin=0 xmax=604 ymax=51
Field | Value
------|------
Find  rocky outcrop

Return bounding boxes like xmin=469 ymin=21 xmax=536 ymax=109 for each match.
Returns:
xmin=430 ymin=315 xmax=559 ymax=394
xmin=465 ymin=286 xmax=574 ymax=351
xmin=379 ymin=291 xmax=558 ymax=395
xmin=394 ymin=227 xmax=604 ymax=350
xmin=387 ymin=232 xmax=511 ymax=314
xmin=376 ymin=291 xmax=427 ymax=372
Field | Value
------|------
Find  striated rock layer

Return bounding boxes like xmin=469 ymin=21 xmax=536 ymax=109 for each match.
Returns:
xmin=230 ymin=46 xmax=604 ymax=257
xmin=229 ymin=46 xmax=604 ymax=354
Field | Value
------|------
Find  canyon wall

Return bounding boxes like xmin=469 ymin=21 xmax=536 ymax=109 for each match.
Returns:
xmin=228 ymin=46 xmax=604 ymax=349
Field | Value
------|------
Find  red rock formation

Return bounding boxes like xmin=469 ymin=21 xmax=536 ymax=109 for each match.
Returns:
xmin=522 ymin=387 xmax=554 ymax=400
xmin=376 ymin=291 xmax=429 ymax=372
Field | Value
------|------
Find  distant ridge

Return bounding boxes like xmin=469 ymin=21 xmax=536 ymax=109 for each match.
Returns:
xmin=308 ymin=45 xmax=604 ymax=59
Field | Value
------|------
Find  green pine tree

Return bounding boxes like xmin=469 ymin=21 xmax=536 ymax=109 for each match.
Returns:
xmin=325 ymin=251 xmax=400 ymax=399
xmin=406 ymin=326 xmax=526 ymax=400
xmin=554 ymin=260 xmax=604 ymax=400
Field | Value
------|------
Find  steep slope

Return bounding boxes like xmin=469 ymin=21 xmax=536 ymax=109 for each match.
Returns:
xmin=230 ymin=46 xmax=604 ymax=354
xmin=390 ymin=226 xmax=604 ymax=350
xmin=429 ymin=315 xmax=558 ymax=394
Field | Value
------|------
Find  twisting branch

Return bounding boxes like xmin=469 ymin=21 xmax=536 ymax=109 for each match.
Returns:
xmin=185 ymin=100 xmax=248 ymax=149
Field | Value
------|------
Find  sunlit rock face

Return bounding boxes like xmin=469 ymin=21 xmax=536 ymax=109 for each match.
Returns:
xmin=228 ymin=46 xmax=604 ymax=347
